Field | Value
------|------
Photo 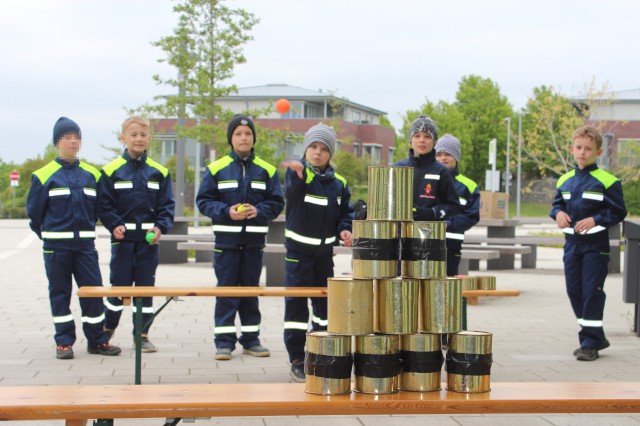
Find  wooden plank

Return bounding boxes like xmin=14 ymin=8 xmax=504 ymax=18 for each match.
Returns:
xmin=460 ymin=249 xmax=500 ymax=260
xmin=0 ymin=382 xmax=639 ymax=421
xmin=462 ymin=244 xmax=532 ymax=255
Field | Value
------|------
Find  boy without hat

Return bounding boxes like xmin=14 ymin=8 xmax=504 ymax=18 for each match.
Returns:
xmin=100 ymin=116 xmax=175 ymax=353
xmin=436 ymin=134 xmax=480 ymax=276
xmin=281 ymin=122 xmax=354 ymax=382
xmin=393 ymin=115 xmax=461 ymax=221
xmin=27 ymin=117 xmax=121 ymax=359
xmin=550 ymin=125 xmax=626 ymax=361
xmin=197 ymin=114 xmax=284 ymax=361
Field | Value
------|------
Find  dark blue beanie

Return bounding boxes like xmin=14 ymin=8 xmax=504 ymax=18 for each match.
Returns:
xmin=227 ymin=114 xmax=256 ymax=145
xmin=53 ymin=117 xmax=81 ymax=145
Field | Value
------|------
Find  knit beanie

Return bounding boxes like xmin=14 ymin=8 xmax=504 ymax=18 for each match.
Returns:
xmin=435 ymin=134 xmax=462 ymax=163
xmin=227 ymin=114 xmax=256 ymax=145
xmin=303 ymin=123 xmax=337 ymax=158
xmin=409 ymin=115 xmax=438 ymax=143
xmin=53 ymin=117 xmax=81 ymax=146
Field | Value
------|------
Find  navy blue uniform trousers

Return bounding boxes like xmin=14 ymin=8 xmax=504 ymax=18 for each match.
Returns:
xmin=44 ymin=248 xmax=107 ymax=347
xmin=445 ymin=238 xmax=462 ymax=277
xmin=213 ymin=248 xmax=263 ymax=350
xmin=284 ymin=249 xmax=333 ymax=363
xmin=105 ymin=242 xmax=158 ymax=334
xmin=563 ymin=239 xmax=609 ymax=349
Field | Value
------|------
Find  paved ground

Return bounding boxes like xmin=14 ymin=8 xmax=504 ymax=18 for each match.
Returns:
xmin=1 ymin=218 xmax=639 ymax=425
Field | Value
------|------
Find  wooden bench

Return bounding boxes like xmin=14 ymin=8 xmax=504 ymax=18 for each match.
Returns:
xmin=1 ymin=382 xmax=638 ymax=425
xmin=77 ymin=286 xmax=519 ymax=384
xmin=461 ymin=244 xmax=532 ymax=271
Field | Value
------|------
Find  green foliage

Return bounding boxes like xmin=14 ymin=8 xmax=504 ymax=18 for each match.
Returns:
xmin=165 ymin=155 xmax=195 ymax=184
xmin=623 ymin=181 xmax=640 ymax=216
xmin=332 ymin=151 xmax=369 ymax=200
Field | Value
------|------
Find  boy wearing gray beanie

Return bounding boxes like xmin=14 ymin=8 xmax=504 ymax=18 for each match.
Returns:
xmin=281 ymin=122 xmax=354 ymax=382
xmin=435 ymin=134 xmax=480 ymax=276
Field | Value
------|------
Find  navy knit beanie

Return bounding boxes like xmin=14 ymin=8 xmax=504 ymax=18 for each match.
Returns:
xmin=53 ymin=117 xmax=81 ymax=146
xmin=409 ymin=115 xmax=438 ymax=144
xmin=227 ymin=114 xmax=256 ymax=145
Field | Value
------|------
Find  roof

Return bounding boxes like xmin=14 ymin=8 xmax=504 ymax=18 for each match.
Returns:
xmin=571 ymin=87 xmax=640 ymax=103
xmin=223 ymin=84 xmax=387 ymax=115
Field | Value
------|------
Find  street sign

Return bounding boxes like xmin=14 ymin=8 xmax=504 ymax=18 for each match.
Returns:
xmin=10 ymin=171 xmax=19 ymax=188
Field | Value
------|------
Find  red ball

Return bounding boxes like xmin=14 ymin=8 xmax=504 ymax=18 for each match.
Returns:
xmin=275 ymin=98 xmax=290 ymax=114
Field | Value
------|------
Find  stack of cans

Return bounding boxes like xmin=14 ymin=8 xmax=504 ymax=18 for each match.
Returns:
xmin=304 ymin=166 xmax=493 ymax=395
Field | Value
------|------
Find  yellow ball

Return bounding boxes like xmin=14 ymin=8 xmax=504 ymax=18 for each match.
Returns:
xmin=237 ymin=205 xmax=246 ymax=212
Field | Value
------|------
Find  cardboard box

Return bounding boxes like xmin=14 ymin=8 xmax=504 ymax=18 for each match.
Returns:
xmin=479 ymin=191 xmax=509 ymax=219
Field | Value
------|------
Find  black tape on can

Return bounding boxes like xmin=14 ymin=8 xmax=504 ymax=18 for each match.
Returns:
xmin=352 ymin=238 xmax=399 ymax=261
xmin=400 ymin=238 xmax=446 ymax=262
xmin=445 ymin=351 xmax=493 ymax=376
xmin=354 ymin=353 xmax=402 ymax=378
xmin=305 ymin=353 xmax=353 ymax=379
xmin=400 ymin=350 xmax=444 ymax=374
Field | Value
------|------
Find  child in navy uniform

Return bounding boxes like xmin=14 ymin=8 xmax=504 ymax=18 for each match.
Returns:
xmin=550 ymin=125 xmax=626 ymax=361
xmin=435 ymin=134 xmax=480 ymax=276
xmin=100 ymin=116 xmax=175 ymax=353
xmin=27 ymin=117 xmax=121 ymax=359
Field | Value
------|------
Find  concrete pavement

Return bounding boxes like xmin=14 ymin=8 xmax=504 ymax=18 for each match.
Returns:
xmin=0 ymin=218 xmax=639 ymax=425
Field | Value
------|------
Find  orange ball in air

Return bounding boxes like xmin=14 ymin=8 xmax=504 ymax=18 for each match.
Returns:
xmin=275 ymin=98 xmax=290 ymax=114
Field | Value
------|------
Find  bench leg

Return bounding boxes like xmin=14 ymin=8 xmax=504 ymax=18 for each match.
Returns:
xmin=466 ymin=297 xmax=478 ymax=306
xmin=467 ymin=259 xmax=479 ymax=271
xmin=458 ymin=259 xmax=469 ymax=275
xmin=521 ymin=245 xmax=537 ymax=269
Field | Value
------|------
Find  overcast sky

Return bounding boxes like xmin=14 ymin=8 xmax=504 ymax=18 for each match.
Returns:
xmin=1 ymin=0 xmax=639 ymax=165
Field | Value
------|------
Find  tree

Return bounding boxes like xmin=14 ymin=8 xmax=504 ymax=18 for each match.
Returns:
xmin=144 ymin=0 xmax=259 ymax=157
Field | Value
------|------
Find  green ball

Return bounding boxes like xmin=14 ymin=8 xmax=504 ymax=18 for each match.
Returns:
xmin=145 ymin=232 xmax=155 ymax=243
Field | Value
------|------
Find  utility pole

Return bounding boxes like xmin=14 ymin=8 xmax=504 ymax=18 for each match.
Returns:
xmin=503 ymin=117 xmax=511 ymax=218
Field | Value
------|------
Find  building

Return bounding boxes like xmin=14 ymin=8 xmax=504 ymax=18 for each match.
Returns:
xmin=152 ymin=84 xmax=396 ymax=167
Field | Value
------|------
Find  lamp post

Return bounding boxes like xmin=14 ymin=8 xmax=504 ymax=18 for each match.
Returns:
xmin=516 ymin=113 xmax=522 ymax=218
xmin=503 ymin=117 xmax=511 ymax=218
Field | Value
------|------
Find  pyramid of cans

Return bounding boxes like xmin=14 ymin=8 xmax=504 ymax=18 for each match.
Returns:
xmin=305 ymin=166 xmax=493 ymax=395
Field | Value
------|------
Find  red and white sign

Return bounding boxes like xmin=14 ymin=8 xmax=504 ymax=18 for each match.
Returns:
xmin=10 ymin=171 xmax=19 ymax=187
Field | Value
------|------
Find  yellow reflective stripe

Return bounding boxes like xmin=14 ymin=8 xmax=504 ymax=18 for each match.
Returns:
xmin=240 ymin=325 xmax=260 ymax=333
xmin=212 ymin=225 xmax=243 ymax=233
xmin=42 ymin=231 xmax=74 ymax=239
xmin=214 ymin=326 xmax=237 ymax=334
xmin=125 ymin=223 xmax=137 ymax=230
xmin=104 ymin=300 xmax=124 ymax=312
xmin=53 ymin=314 xmax=74 ymax=324
xmin=578 ymin=318 xmax=603 ymax=327
xmin=246 ymin=226 xmax=269 ymax=233
xmin=304 ymin=195 xmax=328 ymax=206
xmin=132 ymin=306 xmax=155 ymax=314
xmin=285 ymin=229 xmax=321 ymax=245
xmin=114 ymin=181 xmax=133 ymax=190
xmin=79 ymin=231 xmax=96 ymax=238
xmin=284 ymin=321 xmax=309 ymax=331
xmin=311 ymin=315 xmax=328 ymax=327
xmin=147 ymin=181 xmax=159 ymax=190
xmin=141 ymin=223 xmax=154 ymax=230
xmin=446 ymin=232 xmax=465 ymax=240
xmin=49 ymin=188 xmax=70 ymax=197
xmin=81 ymin=313 xmax=105 ymax=324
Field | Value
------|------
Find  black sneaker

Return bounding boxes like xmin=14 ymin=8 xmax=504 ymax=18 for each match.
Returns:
xmin=88 ymin=343 xmax=122 ymax=356
xmin=104 ymin=328 xmax=115 ymax=341
xmin=576 ymin=348 xmax=599 ymax=361
xmin=56 ymin=345 xmax=74 ymax=360
xmin=573 ymin=339 xmax=610 ymax=356
xmin=290 ymin=360 xmax=305 ymax=383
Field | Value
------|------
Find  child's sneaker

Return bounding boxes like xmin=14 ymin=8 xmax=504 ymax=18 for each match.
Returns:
xmin=243 ymin=345 xmax=270 ymax=357
xmin=139 ymin=335 xmax=157 ymax=353
xmin=290 ymin=360 xmax=305 ymax=382
xmin=88 ymin=343 xmax=122 ymax=356
xmin=215 ymin=347 xmax=233 ymax=360
xmin=56 ymin=345 xmax=74 ymax=360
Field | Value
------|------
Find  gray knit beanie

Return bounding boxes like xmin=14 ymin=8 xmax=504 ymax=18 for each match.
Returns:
xmin=303 ymin=123 xmax=337 ymax=158
xmin=409 ymin=115 xmax=438 ymax=143
xmin=435 ymin=134 xmax=462 ymax=163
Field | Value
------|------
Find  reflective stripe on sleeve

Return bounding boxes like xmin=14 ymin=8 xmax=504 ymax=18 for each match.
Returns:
xmin=324 ymin=236 xmax=336 ymax=244
xmin=53 ymin=314 xmax=74 ymax=324
xmin=212 ymin=225 xmax=243 ymax=233
xmin=285 ymin=229 xmax=321 ymax=245
xmin=81 ymin=313 xmax=105 ymax=324
xmin=446 ymin=232 xmax=465 ymax=240
xmin=284 ymin=321 xmax=309 ymax=331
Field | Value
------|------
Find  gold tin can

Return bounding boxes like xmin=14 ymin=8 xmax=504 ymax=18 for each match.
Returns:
xmin=420 ymin=278 xmax=462 ymax=334
xmin=474 ymin=275 xmax=497 ymax=290
xmin=376 ymin=278 xmax=420 ymax=335
xmin=446 ymin=331 xmax=493 ymax=393
xmin=328 ymin=277 xmax=374 ymax=335
xmin=400 ymin=333 xmax=443 ymax=392
xmin=367 ymin=166 xmax=414 ymax=221
xmin=352 ymin=220 xmax=398 ymax=279
xmin=354 ymin=334 xmax=400 ymax=394
xmin=456 ymin=275 xmax=477 ymax=290
xmin=400 ymin=222 xmax=447 ymax=279
xmin=305 ymin=332 xmax=353 ymax=395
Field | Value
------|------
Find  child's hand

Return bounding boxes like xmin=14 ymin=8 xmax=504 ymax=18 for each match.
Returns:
xmin=574 ymin=217 xmax=596 ymax=235
xmin=340 ymin=230 xmax=353 ymax=247
xmin=555 ymin=211 xmax=572 ymax=229
xmin=113 ymin=225 xmax=126 ymax=240
xmin=281 ymin=160 xmax=304 ymax=180
xmin=230 ymin=203 xmax=257 ymax=220
xmin=146 ymin=228 xmax=161 ymax=245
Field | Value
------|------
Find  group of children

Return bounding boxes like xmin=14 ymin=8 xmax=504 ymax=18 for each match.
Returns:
xmin=27 ymin=112 xmax=627 ymax=383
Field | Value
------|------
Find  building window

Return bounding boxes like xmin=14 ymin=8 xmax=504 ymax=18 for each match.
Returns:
xmin=352 ymin=111 xmax=361 ymax=123
xmin=387 ymin=147 xmax=395 ymax=165
xmin=281 ymin=102 xmax=303 ymax=119
xmin=362 ymin=143 xmax=382 ymax=165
